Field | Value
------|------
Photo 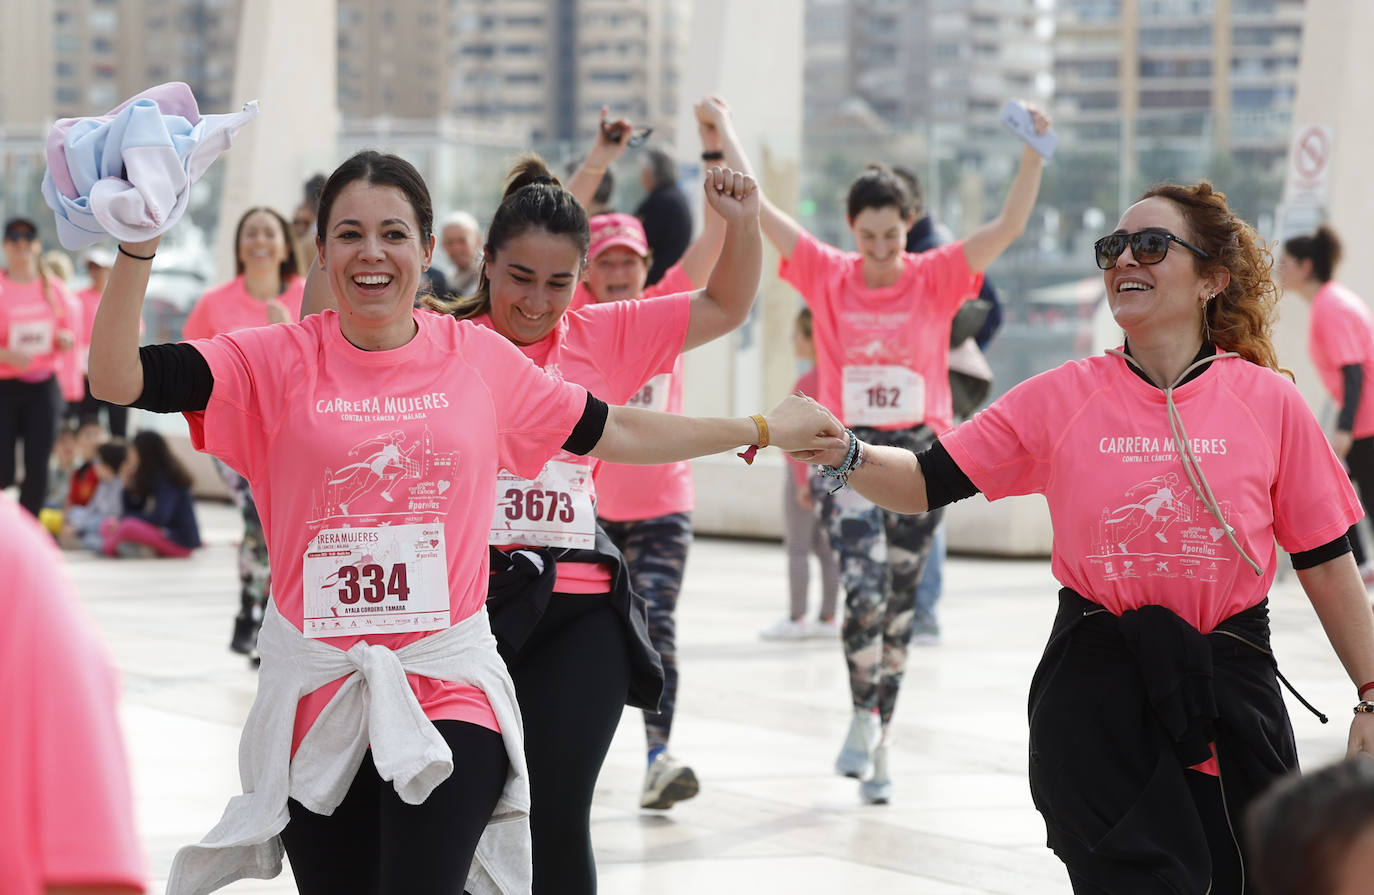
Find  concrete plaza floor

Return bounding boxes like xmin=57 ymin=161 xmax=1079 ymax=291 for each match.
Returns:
xmin=66 ymin=500 xmax=1358 ymax=894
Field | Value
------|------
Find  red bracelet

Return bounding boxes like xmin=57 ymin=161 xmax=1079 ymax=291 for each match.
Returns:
xmin=1358 ymin=681 xmax=1374 ymax=699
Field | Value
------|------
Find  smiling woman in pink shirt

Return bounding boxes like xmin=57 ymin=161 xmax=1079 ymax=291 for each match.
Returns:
xmin=92 ymin=148 xmax=836 ymax=895
xmin=756 ymin=105 xmax=1053 ymax=805
xmin=786 ymin=182 xmax=1374 ymax=895
xmin=306 ymin=137 xmax=762 ymax=891
xmin=183 ymin=206 xmax=305 ymax=661
xmin=1278 ymin=226 xmax=1374 ymax=584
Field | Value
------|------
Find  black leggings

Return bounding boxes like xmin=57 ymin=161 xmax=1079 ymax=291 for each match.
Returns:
xmin=0 ymin=376 xmax=61 ymax=516
xmin=1067 ymin=770 xmax=1245 ymax=895
xmin=1345 ymin=437 xmax=1374 ymax=566
xmin=66 ymin=377 xmax=129 ymax=438
xmin=505 ymin=593 xmax=631 ymax=895
xmin=281 ymin=719 xmax=508 ymax=895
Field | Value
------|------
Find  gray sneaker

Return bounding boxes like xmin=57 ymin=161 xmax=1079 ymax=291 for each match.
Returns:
xmin=860 ymin=740 xmax=893 ymax=804
xmin=640 ymin=753 xmax=700 ymax=810
xmin=910 ymin=614 xmax=941 ymax=646
xmin=835 ymin=709 xmax=880 ymax=778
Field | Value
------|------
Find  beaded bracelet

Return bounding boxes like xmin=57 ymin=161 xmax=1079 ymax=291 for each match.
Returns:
xmin=818 ymin=429 xmax=862 ymax=492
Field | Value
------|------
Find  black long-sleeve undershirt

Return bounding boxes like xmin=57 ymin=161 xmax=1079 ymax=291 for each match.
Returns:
xmin=1339 ymin=363 xmax=1363 ymax=433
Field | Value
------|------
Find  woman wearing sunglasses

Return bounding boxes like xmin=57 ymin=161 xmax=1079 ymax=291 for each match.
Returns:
xmin=788 ymin=182 xmax=1374 ymax=894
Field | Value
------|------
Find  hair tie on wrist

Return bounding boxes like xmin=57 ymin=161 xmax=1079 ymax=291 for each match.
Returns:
xmin=736 ymin=413 xmax=769 ymax=465
xmin=1359 ymin=681 xmax=1374 ymax=699
xmin=701 ymin=151 xmax=725 ymax=162
xmin=118 ymin=244 xmax=155 ymax=261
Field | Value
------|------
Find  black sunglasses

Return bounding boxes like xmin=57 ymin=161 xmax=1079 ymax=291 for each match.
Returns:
xmin=3 ymin=229 xmax=36 ymax=242
xmin=1093 ymin=229 xmax=1210 ymax=270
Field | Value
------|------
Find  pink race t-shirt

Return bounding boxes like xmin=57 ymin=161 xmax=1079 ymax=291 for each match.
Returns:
xmin=0 ymin=273 xmax=75 ymax=381
xmin=185 ymin=309 xmax=588 ymax=749
xmin=181 ymin=274 xmax=307 ymax=341
xmin=779 ymin=230 xmax=983 ymax=433
xmin=1308 ymin=281 xmax=1374 ymax=439
xmin=76 ymin=286 xmax=102 ymax=347
xmin=0 ymin=496 xmax=145 ymax=895
xmin=594 ymin=262 xmax=697 ymax=521
xmin=475 ymin=291 xmax=692 ymax=589
xmin=941 ymin=350 xmax=1362 ymax=634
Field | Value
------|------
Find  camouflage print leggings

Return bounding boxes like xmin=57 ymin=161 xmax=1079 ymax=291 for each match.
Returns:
xmin=214 ymin=459 xmax=271 ymax=621
xmin=818 ymin=426 xmax=942 ymax=726
xmin=600 ymin=512 xmax=692 ymax=751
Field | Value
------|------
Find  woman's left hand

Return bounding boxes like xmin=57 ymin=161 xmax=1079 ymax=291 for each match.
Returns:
xmin=55 ymin=329 xmax=75 ymax=351
xmin=1348 ymin=711 xmax=1374 ymax=757
xmin=703 ymin=167 xmax=759 ymax=222
xmin=765 ymin=394 xmax=845 ymax=456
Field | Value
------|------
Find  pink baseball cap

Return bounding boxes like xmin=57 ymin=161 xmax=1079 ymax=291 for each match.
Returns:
xmin=588 ymin=213 xmax=649 ymax=261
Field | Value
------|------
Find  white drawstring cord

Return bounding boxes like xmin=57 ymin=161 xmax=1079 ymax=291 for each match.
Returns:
xmin=1106 ymin=348 xmax=1264 ymax=576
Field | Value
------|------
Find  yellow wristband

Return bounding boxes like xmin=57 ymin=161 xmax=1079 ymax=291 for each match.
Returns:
xmin=581 ymin=164 xmax=606 ymax=175
xmin=751 ymin=413 xmax=770 ymax=449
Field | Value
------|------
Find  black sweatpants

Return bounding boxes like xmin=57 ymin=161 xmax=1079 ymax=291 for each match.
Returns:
xmin=1345 ymin=436 xmax=1374 ymax=566
xmin=504 ymin=592 xmax=632 ymax=895
xmin=0 ymin=376 xmax=62 ymax=516
xmin=280 ymin=719 xmax=508 ymax=895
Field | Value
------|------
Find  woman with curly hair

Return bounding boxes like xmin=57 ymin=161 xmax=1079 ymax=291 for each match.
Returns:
xmin=787 ymin=182 xmax=1374 ymax=893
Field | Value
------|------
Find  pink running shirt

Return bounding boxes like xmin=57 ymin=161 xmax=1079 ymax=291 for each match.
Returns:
xmin=474 ymin=291 xmax=691 ymax=589
xmin=594 ymin=262 xmax=697 ymax=522
xmin=941 ymin=350 xmax=1362 ymax=634
xmin=0 ymin=495 xmax=146 ymax=895
xmin=779 ymin=229 xmax=983 ymax=433
xmin=181 ymin=274 xmax=307 ymax=341
xmin=185 ymin=309 xmax=588 ymax=748
xmin=0 ymin=273 xmax=76 ymax=382
xmin=1308 ymin=281 xmax=1374 ymax=439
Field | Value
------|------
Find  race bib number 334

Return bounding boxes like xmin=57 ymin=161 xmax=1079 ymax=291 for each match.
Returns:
xmin=302 ymin=523 xmax=450 ymax=638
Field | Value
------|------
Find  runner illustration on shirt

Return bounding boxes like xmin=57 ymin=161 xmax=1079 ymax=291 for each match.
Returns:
xmin=1102 ymin=473 xmax=1189 ymax=553
xmin=326 ymin=431 xmax=418 ymax=512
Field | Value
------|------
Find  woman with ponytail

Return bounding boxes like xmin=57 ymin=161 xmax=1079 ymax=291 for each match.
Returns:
xmin=435 ymin=152 xmax=761 ymax=892
xmin=1279 ymin=225 xmax=1374 ymax=583
xmin=792 ymin=181 xmax=1374 ymax=893
xmin=0 ymin=216 xmax=79 ymax=517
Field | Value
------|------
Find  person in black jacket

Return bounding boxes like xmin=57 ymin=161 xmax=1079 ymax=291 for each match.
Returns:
xmin=635 ymin=148 xmax=692 ymax=286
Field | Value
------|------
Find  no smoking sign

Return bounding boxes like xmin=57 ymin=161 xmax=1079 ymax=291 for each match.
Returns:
xmin=1284 ymin=123 xmax=1334 ymax=206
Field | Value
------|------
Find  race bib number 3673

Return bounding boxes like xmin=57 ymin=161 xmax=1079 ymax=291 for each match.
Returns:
xmin=490 ymin=459 xmax=596 ymax=549
xmin=302 ymin=523 xmax=450 ymax=638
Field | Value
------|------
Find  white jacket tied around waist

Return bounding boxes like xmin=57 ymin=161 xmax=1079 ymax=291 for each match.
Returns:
xmin=167 ymin=602 xmax=532 ymax=895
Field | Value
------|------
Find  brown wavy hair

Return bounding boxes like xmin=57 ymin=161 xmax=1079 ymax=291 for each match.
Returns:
xmin=1139 ymin=181 xmax=1283 ymax=374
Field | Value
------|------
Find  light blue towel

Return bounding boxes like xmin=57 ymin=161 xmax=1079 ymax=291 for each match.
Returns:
xmin=41 ymin=82 xmax=257 ymax=250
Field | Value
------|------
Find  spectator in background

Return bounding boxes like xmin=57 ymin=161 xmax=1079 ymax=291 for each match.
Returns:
xmin=0 ymin=492 xmax=146 ymax=895
xmin=68 ymin=246 xmax=128 ymax=438
xmin=63 ymin=440 xmax=127 ymax=552
xmin=636 ymin=147 xmax=692 ymax=286
xmin=292 ymin=173 xmax=328 ymax=274
xmin=440 ymin=211 xmax=483 ymax=298
xmin=892 ymin=165 xmax=1006 ymax=647
xmin=101 ymin=430 xmax=201 ymax=559
xmin=1247 ymin=758 xmax=1374 ymax=895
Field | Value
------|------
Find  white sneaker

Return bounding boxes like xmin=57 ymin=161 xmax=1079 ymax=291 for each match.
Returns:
xmin=860 ymin=739 xmax=893 ymax=804
xmin=759 ymin=617 xmax=809 ymax=641
xmin=835 ymin=709 xmax=880 ymax=778
xmin=640 ymin=752 xmax=700 ymax=810
xmin=807 ymin=617 xmax=841 ymax=639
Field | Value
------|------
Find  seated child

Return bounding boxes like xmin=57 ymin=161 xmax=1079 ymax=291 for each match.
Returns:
xmin=62 ymin=442 xmax=127 ymax=552
xmin=101 ymin=431 xmax=201 ymax=559
xmin=66 ymin=420 xmax=109 ymax=509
